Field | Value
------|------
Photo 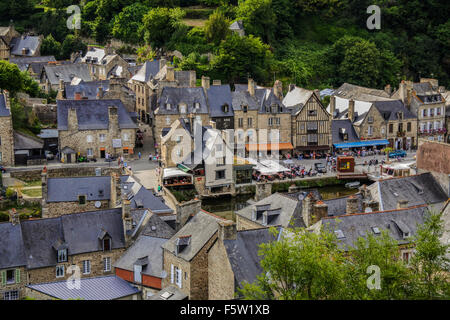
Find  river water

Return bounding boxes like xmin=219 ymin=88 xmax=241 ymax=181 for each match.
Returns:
xmin=201 ymin=185 xmax=360 ymax=221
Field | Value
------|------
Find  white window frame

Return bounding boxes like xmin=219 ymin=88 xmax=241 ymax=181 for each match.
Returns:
xmin=103 ymin=257 xmax=111 ymax=272
xmin=99 ymin=134 xmax=106 ymax=142
xmin=86 ymin=135 xmax=93 ymax=143
xmin=82 ymin=260 xmax=91 ymax=275
xmin=3 ymin=290 xmax=19 ymax=300
xmin=57 ymin=249 xmax=67 ymax=263
xmin=87 ymin=148 xmax=93 ymax=157
xmin=56 ymin=265 xmax=65 ymax=278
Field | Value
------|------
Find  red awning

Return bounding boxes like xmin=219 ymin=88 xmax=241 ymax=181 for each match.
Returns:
xmin=246 ymin=143 xmax=294 ymax=152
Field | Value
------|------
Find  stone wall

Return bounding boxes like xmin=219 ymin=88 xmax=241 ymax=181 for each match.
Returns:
xmin=0 ymin=267 xmax=27 ymax=300
xmin=10 ymin=166 xmax=122 ymax=182
xmin=175 ymin=198 xmax=201 ymax=231
xmin=32 ymin=104 xmax=57 ymax=125
xmin=236 ymin=215 xmax=263 ymax=231
xmin=0 ymin=114 xmax=15 ymax=166
xmin=208 ymin=240 xmax=235 ymax=300
xmin=162 ymin=248 xmax=192 ymax=298
xmin=44 ymin=200 xmax=111 ymax=218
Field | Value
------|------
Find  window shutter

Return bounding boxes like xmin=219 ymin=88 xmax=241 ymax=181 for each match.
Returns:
xmin=1 ymin=271 xmax=6 ymax=285
xmin=15 ymin=269 xmax=20 ymax=284
xmin=170 ymin=264 xmax=174 ymax=284
xmin=177 ymin=269 xmax=182 ymax=288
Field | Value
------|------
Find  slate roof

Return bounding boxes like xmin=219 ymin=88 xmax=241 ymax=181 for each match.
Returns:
xmin=10 ymin=36 xmax=41 ymax=56
xmin=114 ymin=235 xmax=167 ymax=278
xmin=43 ymin=64 xmax=93 ymax=86
xmin=372 ymin=100 xmax=416 ymax=121
xmin=321 ymin=205 xmax=428 ymax=250
xmin=0 ymin=94 xmax=11 ymax=116
xmin=231 ymin=90 xmax=260 ymax=111
xmin=334 ymin=83 xmax=391 ymax=100
xmin=37 ymin=129 xmax=58 ymax=139
xmin=331 ymin=119 xmax=360 ymax=145
xmin=157 ymin=87 xmax=209 ymax=115
xmin=413 ymin=82 xmax=436 ymax=96
xmin=149 ymin=285 xmax=188 ymax=300
xmin=47 ymin=176 xmax=111 ymax=202
xmin=140 ymin=213 xmax=176 ymax=239
xmin=323 ymin=193 xmax=364 ymax=216
xmin=65 ymin=80 xmax=110 ymax=100
xmin=13 ymin=131 xmax=44 ymax=150
xmin=236 ymin=193 xmax=304 ymax=228
xmin=161 ymin=210 xmax=226 ymax=261
xmin=10 ymin=56 xmax=56 ymax=65
xmin=223 ymin=227 xmax=279 ymax=287
xmin=0 ymin=223 xmax=27 ymax=269
xmin=131 ymin=60 xmax=160 ymax=82
xmin=207 ymin=85 xmax=233 ymax=117
xmin=27 ymin=276 xmax=139 ymax=300
xmin=282 ymin=86 xmax=314 ymax=108
xmin=57 ymin=99 xmax=138 ymax=130
xmin=230 ymin=20 xmax=244 ymax=31
xmin=368 ymin=173 xmax=448 ymax=211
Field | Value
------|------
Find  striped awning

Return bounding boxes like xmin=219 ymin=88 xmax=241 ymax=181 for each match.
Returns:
xmin=246 ymin=143 xmax=294 ymax=152
xmin=333 ymin=139 xmax=389 ymax=149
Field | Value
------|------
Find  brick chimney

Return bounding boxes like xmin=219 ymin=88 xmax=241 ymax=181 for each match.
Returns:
xmin=397 ymin=199 xmax=409 ymax=209
xmin=346 ymin=195 xmax=359 ymax=214
xmin=248 ymin=78 xmax=255 ymax=97
xmin=329 ymin=96 xmax=336 ymax=118
xmin=218 ymin=220 xmax=237 ymax=241
xmin=201 ymin=76 xmax=210 ymax=92
xmin=312 ymin=200 xmax=328 ymax=224
xmin=348 ymin=99 xmax=355 ymax=122
xmin=363 ymin=199 xmax=380 ymax=212
xmin=74 ymin=92 xmax=82 ymax=100
xmin=9 ymin=208 xmax=19 ymax=225
xmin=166 ymin=66 xmax=175 ymax=82
xmin=68 ymin=107 xmax=78 ymax=131
xmin=175 ymin=198 xmax=202 ymax=231
xmin=273 ymin=80 xmax=283 ymax=100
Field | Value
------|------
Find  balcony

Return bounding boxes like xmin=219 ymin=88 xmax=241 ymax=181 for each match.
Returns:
xmin=419 ymin=128 xmax=447 ymax=136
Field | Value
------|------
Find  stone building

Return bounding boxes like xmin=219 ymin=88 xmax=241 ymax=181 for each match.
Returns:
xmin=0 ymin=26 xmax=20 ymax=60
xmin=57 ymin=99 xmax=138 ymax=162
xmin=0 ymin=92 xmax=14 ymax=166
xmin=0 ymin=208 xmax=130 ymax=300
xmin=208 ymin=222 xmax=278 ymax=300
xmin=9 ymin=35 xmax=42 ymax=58
xmin=81 ymin=46 xmax=131 ymax=80
xmin=393 ymin=79 xmax=446 ymax=143
xmin=41 ymin=63 xmax=93 ymax=93
xmin=9 ymin=56 xmax=56 ymax=79
xmin=283 ymin=85 xmax=332 ymax=155
xmin=161 ymin=210 xmax=226 ymax=300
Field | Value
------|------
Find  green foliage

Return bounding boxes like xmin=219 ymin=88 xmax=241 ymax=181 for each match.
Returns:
xmin=136 ymin=46 xmax=157 ymax=63
xmin=0 ymin=61 xmax=24 ymax=94
xmin=204 ymin=10 xmax=231 ymax=46
xmin=141 ymin=7 xmax=186 ymax=49
xmin=236 ymin=0 xmax=276 ymax=44
xmin=41 ymin=34 xmax=62 ymax=59
xmin=112 ymin=3 xmax=149 ymax=44
xmin=61 ymin=35 xmax=87 ymax=60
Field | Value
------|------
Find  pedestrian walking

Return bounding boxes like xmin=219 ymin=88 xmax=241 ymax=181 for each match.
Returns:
xmin=138 ymin=151 xmax=141 ymax=159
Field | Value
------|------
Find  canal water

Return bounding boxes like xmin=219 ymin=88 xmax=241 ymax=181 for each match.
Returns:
xmin=201 ymin=185 xmax=360 ymax=221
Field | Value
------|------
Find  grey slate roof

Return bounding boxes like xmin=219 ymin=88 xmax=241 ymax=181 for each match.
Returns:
xmin=114 ymin=235 xmax=167 ymax=278
xmin=236 ymin=193 xmax=304 ymax=228
xmin=131 ymin=60 xmax=160 ymax=82
xmin=0 ymin=94 xmax=11 ymax=116
xmin=323 ymin=193 xmax=364 ymax=216
xmin=0 ymin=223 xmax=27 ymax=269
xmin=27 ymin=275 xmax=139 ymax=300
xmin=47 ymin=176 xmax=111 ymax=202
xmin=161 ymin=211 xmax=225 ymax=261
xmin=223 ymin=227 xmax=279 ymax=287
xmin=331 ymin=119 xmax=360 ymax=145
xmin=19 ymin=208 xmax=125 ymax=269
xmin=10 ymin=36 xmax=41 ymax=56
xmin=65 ymin=80 xmax=110 ymax=100
xmin=44 ymin=64 xmax=93 ymax=86
xmin=37 ymin=129 xmax=58 ymax=139
xmin=372 ymin=100 xmax=416 ymax=121
xmin=157 ymin=87 xmax=209 ymax=115
xmin=321 ymin=205 xmax=428 ymax=250
xmin=369 ymin=173 xmax=448 ymax=211
xmin=140 ymin=212 xmax=176 ymax=239
xmin=207 ymin=85 xmax=234 ymax=117
xmin=231 ymin=90 xmax=260 ymax=111
xmin=10 ymin=56 xmax=56 ymax=65
xmin=334 ymin=83 xmax=391 ymax=100
xmin=149 ymin=285 xmax=188 ymax=300
xmin=13 ymin=131 xmax=44 ymax=150
xmin=57 ymin=99 xmax=138 ymax=130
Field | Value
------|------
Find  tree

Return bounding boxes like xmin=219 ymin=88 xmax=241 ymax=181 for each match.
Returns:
xmin=204 ymin=10 xmax=231 ymax=46
xmin=40 ymin=35 xmax=62 ymax=60
xmin=410 ymin=210 xmax=450 ymax=299
xmin=61 ymin=35 xmax=87 ymax=60
xmin=0 ymin=61 xmax=23 ymax=94
xmin=211 ymin=34 xmax=274 ymax=84
xmin=136 ymin=46 xmax=157 ymax=63
xmin=112 ymin=3 xmax=149 ymax=44
xmin=140 ymin=7 xmax=186 ymax=49
xmin=236 ymin=0 xmax=276 ymax=44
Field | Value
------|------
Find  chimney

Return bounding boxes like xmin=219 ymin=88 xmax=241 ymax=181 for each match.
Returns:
xmin=384 ymin=84 xmax=392 ymax=96
xmin=108 ymin=106 xmax=119 ymax=137
xmin=406 ymin=81 xmax=413 ymax=107
xmin=9 ymin=208 xmax=19 ymax=226
xmin=68 ymin=107 xmax=78 ymax=131
xmin=189 ymin=71 xmax=197 ymax=87
xmin=348 ymin=99 xmax=355 ymax=122
xmin=255 ymin=182 xmax=272 ymax=202
xmin=212 ymin=80 xmax=222 ymax=86
xmin=201 ymin=76 xmax=210 ymax=91
xmin=218 ymin=220 xmax=237 ymax=241
xmin=302 ymin=192 xmax=316 ymax=227
xmin=363 ymin=200 xmax=379 ymax=212
xmin=346 ymin=195 xmax=359 ymax=214
xmin=175 ymin=198 xmax=202 ymax=231
xmin=74 ymin=92 xmax=82 ymax=100
xmin=122 ymin=197 xmax=133 ymax=245
xmin=273 ymin=80 xmax=283 ymax=100
xmin=288 ymin=84 xmax=295 ymax=92
xmin=105 ymin=44 xmax=113 ymax=56
xmin=312 ymin=201 xmax=328 ymax=224
xmin=248 ymin=78 xmax=255 ymax=96
xmin=329 ymin=96 xmax=336 ymax=118
xmin=159 ymin=58 xmax=167 ymax=70
xmin=397 ymin=199 xmax=409 ymax=209
xmin=97 ymin=87 xmax=104 ymax=99
xmin=166 ymin=66 xmax=175 ymax=82
xmin=399 ymin=80 xmax=407 ymax=105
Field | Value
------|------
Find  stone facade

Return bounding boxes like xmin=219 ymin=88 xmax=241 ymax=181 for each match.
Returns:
xmin=162 ymin=234 xmax=217 ymax=300
xmin=355 ymin=104 xmax=385 ymax=141
xmin=0 ymin=95 xmax=14 ymax=166
xmin=0 ymin=26 xmax=19 ymax=60
xmin=44 ymin=200 xmax=111 ymax=218
xmin=236 ymin=215 xmax=264 ymax=231
xmin=0 ymin=267 xmax=26 ymax=300
xmin=208 ymin=238 xmax=235 ymax=300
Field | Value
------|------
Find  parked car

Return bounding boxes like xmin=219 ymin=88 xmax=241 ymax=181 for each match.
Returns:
xmin=45 ymin=150 xmax=54 ymax=160
xmin=314 ymin=162 xmax=327 ymax=173
xmin=0 ymin=165 xmax=6 ymax=173
xmin=388 ymin=150 xmax=407 ymax=158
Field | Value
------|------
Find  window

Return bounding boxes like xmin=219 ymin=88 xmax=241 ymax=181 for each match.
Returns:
xmin=381 ymin=127 xmax=385 ymax=135
xmin=166 ymin=103 xmax=171 ymax=110
xmin=222 ymin=104 xmax=229 ymax=113
xmin=103 ymin=257 xmax=111 ymax=272
xmin=368 ymin=126 xmax=373 ymax=136
xmin=3 ymin=290 xmax=19 ymax=300
xmin=308 ymin=110 xmax=317 ymax=116
xmin=99 ymin=134 xmax=106 ymax=142
xmin=407 ymin=122 xmax=411 ymax=132
xmin=179 ymin=105 xmax=186 ymax=114
xmin=86 ymin=135 xmax=93 ymax=143
xmin=216 ymin=170 xmax=226 ymax=180
xmin=87 ymin=148 xmax=93 ymax=157
xmin=166 ymin=117 xmax=171 ymax=125
xmin=123 ymin=133 xmax=129 ymax=141
xmin=82 ymin=260 xmax=91 ymax=275
xmin=398 ymin=123 xmax=403 ymax=132
xmin=6 ymin=269 xmax=15 ymax=284
xmin=243 ymin=105 xmax=248 ymax=113
xmin=176 ymin=267 xmax=182 ymax=288
xmin=389 ymin=124 xmax=394 ymax=133
xmin=402 ymin=252 xmax=411 ymax=264
xmin=0 ymin=152 xmax=2 ymax=163
xmin=368 ymin=116 xmax=374 ymax=123
xmin=238 ymin=118 xmax=243 ymax=128
xmin=56 ymin=265 xmax=65 ymax=278
xmin=307 ymin=134 xmax=318 ymax=143
xmin=134 ymin=264 xmax=142 ymax=283
xmin=216 ymin=157 xmax=225 ymax=166
xmin=247 ymin=117 xmax=253 ymax=127
xmin=103 ymin=238 xmax=111 ymax=251
xmin=0 ymin=136 xmax=2 ymax=145
xmin=194 ymin=103 xmax=200 ymax=109
xmin=422 ymin=109 xmax=427 ymax=117
xmin=78 ymin=195 xmax=86 ymax=205
xmin=58 ymin=249 xmax=67 ymax=263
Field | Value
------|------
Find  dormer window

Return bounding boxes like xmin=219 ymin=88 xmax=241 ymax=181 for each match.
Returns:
xmin=179 ymin=104 xmax=186 ymax=114
xmin=243 ymin=105 xmax=248 ymax=113
xmin=103 ymin=238 xmax=111 ymax=251
xmin=194 ymin=102 xmax=200 ymax=109
xmin=222 ymin=104 xmax=229 ymax=113
xmin=57 ymin=249 xmax=68 ymax=263
xmin=175 ymin=235 xmax=191 ymax=255
xmin=166 ymin=103 xmax=171 ymax=110
xmin=78 ymin=195 xmax=86 ymax=205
